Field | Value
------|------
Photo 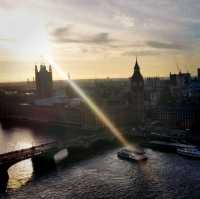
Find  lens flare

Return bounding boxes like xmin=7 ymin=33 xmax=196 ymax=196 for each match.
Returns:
xmin=45 ymin=56 xmax=132 ymax=148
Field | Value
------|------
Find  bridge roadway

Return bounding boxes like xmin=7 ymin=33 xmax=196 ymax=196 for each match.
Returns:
xmin=0 ymin=141 xmax=62 ymax=192
xmin=0 ymin=142 xmax=58 ymax=168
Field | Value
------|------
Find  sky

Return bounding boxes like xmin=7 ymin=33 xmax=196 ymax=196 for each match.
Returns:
xmin=0 ymin=0 xmax=200 ymax=82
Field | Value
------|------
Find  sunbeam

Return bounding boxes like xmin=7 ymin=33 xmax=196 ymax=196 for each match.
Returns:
xmin=45 ymin=55 xmax=133 ymax=148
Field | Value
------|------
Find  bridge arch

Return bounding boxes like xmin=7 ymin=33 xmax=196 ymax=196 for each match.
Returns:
xmin=7 ymin=158 xmax=33 ymax=189
xmin=0 ymin=142 xmax=63 ymax=192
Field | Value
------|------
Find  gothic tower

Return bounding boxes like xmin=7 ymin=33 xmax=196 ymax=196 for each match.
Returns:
xmin=35 ymin=64 xmax=53 ymax=98
xmin=130 ymin=58 xmax=144 ymax=124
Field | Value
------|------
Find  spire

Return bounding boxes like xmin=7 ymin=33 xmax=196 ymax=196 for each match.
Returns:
xmin=49 ymin=65 xmax=52 ymax=72
xmin=131 ymin=57 xmax=143 ymax=81
xmin=35 ymin=65 xmax=38 ymax=73
xmin=134 ymin=57 xmax=140 ymax=71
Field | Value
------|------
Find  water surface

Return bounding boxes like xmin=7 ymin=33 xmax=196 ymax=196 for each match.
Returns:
xmin=1 ymin=126 xmax=200 ymax=199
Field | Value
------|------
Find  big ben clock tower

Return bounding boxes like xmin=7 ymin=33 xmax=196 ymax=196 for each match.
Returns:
xmin=130 ymin=58 xmax=144 ymax=124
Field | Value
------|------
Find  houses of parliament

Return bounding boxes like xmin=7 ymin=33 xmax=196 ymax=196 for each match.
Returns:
xmin=34 ymin=58 xmax=145 ymax=126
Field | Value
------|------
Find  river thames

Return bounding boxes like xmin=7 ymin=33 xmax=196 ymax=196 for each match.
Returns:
xmin=1 ymin=126 xmax=200 ymax=199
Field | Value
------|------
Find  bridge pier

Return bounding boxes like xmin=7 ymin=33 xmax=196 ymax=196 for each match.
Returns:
xmin=0 ymin=152 xmax=57 ymax=193
xmin=0 ymin=167 xmax=9 ymax=193
xmin=32 ymin=152 xmax=56 ymax=174
xmin=0 ymin=142 xmax=61 ymax=192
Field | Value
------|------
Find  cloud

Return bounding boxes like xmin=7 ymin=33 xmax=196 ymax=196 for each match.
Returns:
xmin=55 ymin=33 xmax=112 ymax=45
xmin=88 ymin=33 xmax=112 ymax=44
xmin=122 ymin=50 xmax=160 ymax=56
xmin=52 ymin=26 xmax=112 ymax=45
xmin=146 ymin=40 xmax=185 ymax=50
xmin=52 ymin=26 xmax=71 ymax=38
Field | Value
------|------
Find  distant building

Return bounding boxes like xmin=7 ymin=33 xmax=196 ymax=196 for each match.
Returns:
xmin=170 ymin=71 xmax=191 ymax=87
xmin=198 ymin=68 xmax=200 ymax=80
xmin=144 ymin=77 xmax=162 ymax=108
xmin=129 ymin=58 xmax=144 ymax=124
xmin=35 ymin=64 xmax=53 ymax=98
xmin=169 ymin=71 xmax=191 ymax=99
xmin=155 ymin=106 xmax=200 ymax=130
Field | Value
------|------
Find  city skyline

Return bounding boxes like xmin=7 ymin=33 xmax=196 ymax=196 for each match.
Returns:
xmin=1 ymin=0 xmax=200 ymax=82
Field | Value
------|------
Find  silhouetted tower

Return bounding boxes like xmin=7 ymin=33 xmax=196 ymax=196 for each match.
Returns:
xmin=35 ymin=64 xmax=53 ymax=98
xmin=35 ymin=65 xmax=39 ymax=91
xmin=130 ymin=58 xmax=144 ymax=124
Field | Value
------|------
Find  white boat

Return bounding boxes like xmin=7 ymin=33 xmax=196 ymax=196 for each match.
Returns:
xmin=177 ymin=147 xmax=200 ymax=159
xmin=117 ymin=148 xmax=147 ymax=161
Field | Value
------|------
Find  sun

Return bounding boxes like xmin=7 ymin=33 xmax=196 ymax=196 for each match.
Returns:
xmin=0 ymin=14 xmax=50 ymax=60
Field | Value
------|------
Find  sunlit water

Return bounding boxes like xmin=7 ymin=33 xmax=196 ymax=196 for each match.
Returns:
xmin=8 ymin=160 xmax=33 ymax=190
xmin=1 ymin=126 xmax=200 ymax=198
xmin=0 ymin=125 xmax=52 ymax=190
